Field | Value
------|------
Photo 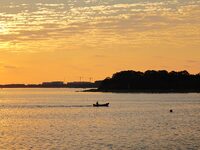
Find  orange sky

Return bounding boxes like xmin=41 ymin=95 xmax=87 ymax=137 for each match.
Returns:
xmin=0 ymin=1 xmax=200 ymax=84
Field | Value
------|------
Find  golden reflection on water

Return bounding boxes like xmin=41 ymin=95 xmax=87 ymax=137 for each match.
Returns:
xmin=0 ymin=89 xmax=200 ymax=149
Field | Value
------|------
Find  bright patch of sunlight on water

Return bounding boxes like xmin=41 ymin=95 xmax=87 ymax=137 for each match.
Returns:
xmin=0 ymin=88 xmax=200 ymax=149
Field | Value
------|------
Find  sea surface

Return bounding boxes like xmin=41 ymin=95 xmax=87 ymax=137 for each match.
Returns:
xmin=0 ymin=88 xmax=200 ymax=150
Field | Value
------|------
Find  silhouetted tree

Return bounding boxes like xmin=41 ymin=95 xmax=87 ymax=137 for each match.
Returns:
xmin=99 ymin=70 xmax=200 ymax=92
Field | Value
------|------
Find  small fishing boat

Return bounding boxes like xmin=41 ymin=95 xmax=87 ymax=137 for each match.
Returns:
xmin=93 ymin=103 xmax=109 ymax=107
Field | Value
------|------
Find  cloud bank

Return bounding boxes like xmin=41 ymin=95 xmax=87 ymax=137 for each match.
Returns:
xmin=0 ymin=0 xmax=199 ymax=52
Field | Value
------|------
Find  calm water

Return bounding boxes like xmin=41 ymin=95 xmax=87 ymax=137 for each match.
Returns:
xmin=0 ymin=88 xmax=200 ymax=150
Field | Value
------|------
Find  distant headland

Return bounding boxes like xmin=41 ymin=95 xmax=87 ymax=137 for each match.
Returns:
xmin=86 ymin=70 xmax=200 ymax=93
xmin=0 ymin=81 xmax=101 ymax=89
xmin=1 ymin=70 xmax=200 ymax=93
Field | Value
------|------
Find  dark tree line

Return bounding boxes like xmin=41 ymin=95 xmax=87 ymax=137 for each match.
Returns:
xmin=99 ymin=70 xmax=200 ymax=91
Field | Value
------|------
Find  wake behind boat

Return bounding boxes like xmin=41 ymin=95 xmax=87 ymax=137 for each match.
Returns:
xmin=93 ymin=102 xmax=109 ymax=107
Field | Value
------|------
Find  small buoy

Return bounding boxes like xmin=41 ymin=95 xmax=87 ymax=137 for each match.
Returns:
xmin=170 ymin=109 xmax=173 ymax=113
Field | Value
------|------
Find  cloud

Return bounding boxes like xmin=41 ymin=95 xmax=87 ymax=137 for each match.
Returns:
xmin=186 ymin=60 xmax=200 ymax=64
xmin=94 ymin=54 xmax=107 ymax=58
xmin=0 ymin=0 xmax=200 ymax=52
xmin=4 ymin=65 xmax=17 ymax=69
xmin=0 ymin=63 xmax=18 ymax=70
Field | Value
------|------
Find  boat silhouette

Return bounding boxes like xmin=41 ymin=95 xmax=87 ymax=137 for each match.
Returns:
xmin=93 ymin=103 xmax=109 ymax=107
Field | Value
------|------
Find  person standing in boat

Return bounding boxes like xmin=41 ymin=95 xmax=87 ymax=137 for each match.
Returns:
xmin=96 ymin=101 xmax=99 ymax=105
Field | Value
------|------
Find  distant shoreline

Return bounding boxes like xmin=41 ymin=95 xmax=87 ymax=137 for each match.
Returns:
xmin=0 ymin=87 xmax=89 ymax=89
xmin=1 ymin=87 xmax=200 ymax=93
xmin=83 ymin=89 xmax=200 ymax=93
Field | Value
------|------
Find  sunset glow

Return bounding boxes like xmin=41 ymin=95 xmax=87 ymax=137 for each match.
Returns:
xmin=0 ymin=0 xmax=200 ymax=83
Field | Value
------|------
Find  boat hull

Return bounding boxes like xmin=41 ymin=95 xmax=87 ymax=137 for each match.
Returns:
xmin=93 ymin=103 xmax=109 ymax=107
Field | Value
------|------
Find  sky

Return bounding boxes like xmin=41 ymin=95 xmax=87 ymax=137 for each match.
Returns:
xmin=0 ymin=0 xmax=200 ymax=84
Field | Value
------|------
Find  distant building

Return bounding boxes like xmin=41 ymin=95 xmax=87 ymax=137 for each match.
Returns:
xmin=66 ymin=82 xmax=98 ymax=88
xmin=42 ymin=81 xmax=66 ymax=87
